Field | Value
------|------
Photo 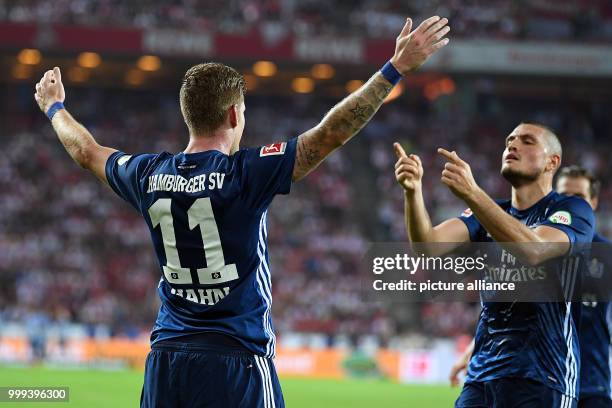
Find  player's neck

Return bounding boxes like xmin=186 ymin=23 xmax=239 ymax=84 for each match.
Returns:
xmin=511 ymin=180 xmax=553 ymax=210
xmin=184 ymin=132 xmax=234 ymax=155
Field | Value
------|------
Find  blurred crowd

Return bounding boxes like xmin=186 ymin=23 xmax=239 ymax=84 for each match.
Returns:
xmin=1 ymin=76 xmax=611 ymax=344
xmin=2 ymin=0 xmax=612 ymax=41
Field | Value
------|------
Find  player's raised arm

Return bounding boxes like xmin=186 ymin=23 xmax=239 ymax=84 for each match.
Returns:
xmin=292 ymin=16 xmax=450 ymax=181
xmin=34 ymin=67 xmax=117 ymax=184
xmin=394 ymin=142 xmax=470 ymax=255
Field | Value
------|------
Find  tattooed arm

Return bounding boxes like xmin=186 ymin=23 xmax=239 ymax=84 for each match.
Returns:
xmin=292 ymin=15 xmax=450 ymax=181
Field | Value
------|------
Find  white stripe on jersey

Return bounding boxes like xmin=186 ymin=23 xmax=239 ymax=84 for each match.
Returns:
xmin=256 ymin=211 xmax=276 ymax=358
xmin=260 ymin=211 xmax=276 ymax=356
xmin=562 ymin=301 xmax=578 ymax=399
xmin=257 ymin=212 xmax=276 ymax=357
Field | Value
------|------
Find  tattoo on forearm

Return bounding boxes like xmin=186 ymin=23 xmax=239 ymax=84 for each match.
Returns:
xmin=293 ymin=72 xmax=394 ymax=180
xmin=297 ymin=137 xmax=321 ymax=167
xmin=349 ymin=103 xmax=369 ymax=120
xmin=323 ymin=73 xmax=392 ymax=138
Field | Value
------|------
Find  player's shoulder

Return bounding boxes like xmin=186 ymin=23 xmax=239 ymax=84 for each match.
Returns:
xmin=236 ymin=141 xmax=291 ymax=161
xmin=548 ymin=191 xmax=592 ymax=213
xmin=107 ymin=151 xmax=173 ymax=178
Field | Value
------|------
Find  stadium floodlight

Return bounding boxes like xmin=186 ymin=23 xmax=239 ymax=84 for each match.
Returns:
xmin=311 ymin=64 xmax=335 ymax=80
xmin=137 ymin=55 xmax=161 ymax=72
xmin=77 ymin=52 xmax=102 ymax=69
xmin=17 ymin=49 xmax=41 ymax=65
xmin=345 ymin=79 xmax=364 ymax=93
xmin=291 ymin=77 xmax=314 ymax=93
xmin=252 ymin=60 xmax=277 ymax=77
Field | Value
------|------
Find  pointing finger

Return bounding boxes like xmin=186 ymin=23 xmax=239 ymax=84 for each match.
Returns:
xmin=393 ymin=142 xmax=408 ymax=159
xmin=438 ymin=147 xmax=455 ymax=161
xmin=438 ymin=147 xmax=462 ymax=163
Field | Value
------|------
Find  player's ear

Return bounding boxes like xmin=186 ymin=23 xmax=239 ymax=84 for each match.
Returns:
xmin=228 ymin=104 xmax=238 ymax=128
xmin=547 ymin=154 xmax=561 ymax=173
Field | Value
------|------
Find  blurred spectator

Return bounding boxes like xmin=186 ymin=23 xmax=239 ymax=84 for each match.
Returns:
xmin=2 ymin=0 xmax=612 ymax=41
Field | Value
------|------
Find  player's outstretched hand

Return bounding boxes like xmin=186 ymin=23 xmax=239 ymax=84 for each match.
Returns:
xmin=394 ymin=142 xmax=423 ymax=194
xmin=438 ymin=148 xmax=481 ymax=202
xmin=390 ymin=16 xmax=450 ymax=75
xmin=34 ymin=67 xmax=65 ymax=114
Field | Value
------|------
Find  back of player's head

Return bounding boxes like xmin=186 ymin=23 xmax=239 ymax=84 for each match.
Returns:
xmin=180 ymin=62 xmax=246 ymax=135
xmin=557 ymin=165 xmax=601 ymax=199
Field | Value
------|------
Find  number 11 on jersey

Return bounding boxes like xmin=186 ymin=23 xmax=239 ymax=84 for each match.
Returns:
xmin=148 ymin=198 xmax=238 ymax=285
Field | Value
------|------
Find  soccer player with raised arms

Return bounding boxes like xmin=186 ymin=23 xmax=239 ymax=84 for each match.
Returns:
xmin=394 ymin=123 xmax=595 ymax=407
xmin=34 ymin=16 xmax=449 ymax=408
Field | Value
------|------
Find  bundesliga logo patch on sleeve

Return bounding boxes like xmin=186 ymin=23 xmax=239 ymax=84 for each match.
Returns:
xmin=260 ymin=142 xmax=287 ymax=157
xmin=548 ymin=210 xmax=572 ymax=225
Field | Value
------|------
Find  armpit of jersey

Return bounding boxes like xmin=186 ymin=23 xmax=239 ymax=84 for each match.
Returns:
xmin=457 ymin=199 xmax=510 ymax=242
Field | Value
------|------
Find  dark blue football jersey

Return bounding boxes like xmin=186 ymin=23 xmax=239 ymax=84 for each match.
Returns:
xmin=579 ymin=233 xmax=611 ymax=400
xmin=458 ymin=191 xmax=595 ymax=399
xmin=105 ymin=139 xmax=297 ymax=358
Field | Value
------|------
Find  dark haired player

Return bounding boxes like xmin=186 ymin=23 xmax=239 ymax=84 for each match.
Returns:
xmin=449 ymin=165 xmax=612 ymax=407
xmin=395 ymin=123 xmax=595 ymax=407
xmin=557 ymin=166 xmax=611 ymax=408
xmin=34 ymin=16 xmax=450 ymax=408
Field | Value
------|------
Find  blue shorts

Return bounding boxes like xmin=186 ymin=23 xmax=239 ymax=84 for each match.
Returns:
xmin=141 ymin=334 xmax=284 ymax=408
xmin=455 ymin=378 xmax=577 ymax=408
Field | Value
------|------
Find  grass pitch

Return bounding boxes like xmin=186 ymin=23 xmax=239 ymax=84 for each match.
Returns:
xmin=0 ymin=366 xmax=459 ymax=407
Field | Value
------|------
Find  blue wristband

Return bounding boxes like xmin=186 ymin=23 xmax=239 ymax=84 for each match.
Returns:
xmin=380 ymin=61 xmax=402 ymax=85
xmin=46 ymin=102 xmax=65 ymax=120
